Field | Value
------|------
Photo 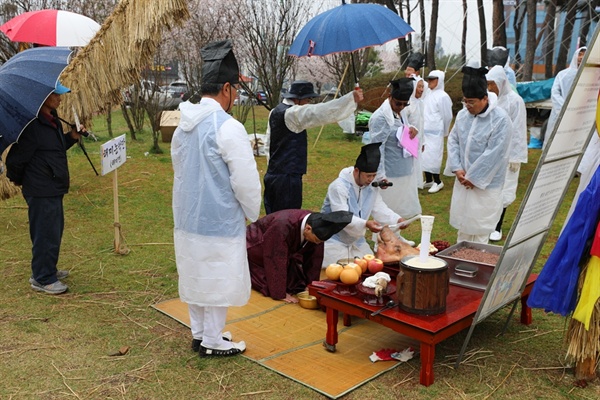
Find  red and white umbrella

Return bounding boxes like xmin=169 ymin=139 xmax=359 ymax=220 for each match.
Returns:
xmin=0 ymin=9 xmax=100 ymax=47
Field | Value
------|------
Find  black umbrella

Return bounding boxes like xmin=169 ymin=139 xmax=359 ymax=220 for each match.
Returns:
xmin=0 ymin=47 xmax=72 ymax=154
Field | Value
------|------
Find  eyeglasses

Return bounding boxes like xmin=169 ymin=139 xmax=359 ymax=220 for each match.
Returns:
xmin=461 ymin=98 xmax=478 ymax=107
xmin=391 ymin=99 xmax=410 ymax=108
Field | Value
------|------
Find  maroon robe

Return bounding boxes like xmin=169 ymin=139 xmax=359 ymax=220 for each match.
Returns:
xmin=246 ymin=209 xmax=324 ymax=300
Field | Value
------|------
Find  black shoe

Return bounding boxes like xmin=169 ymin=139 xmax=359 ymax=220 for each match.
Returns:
xmin=191 ymin=331 xmax=233 ymax=352
xmin=199 ymin=341 xmax=246 ymax=357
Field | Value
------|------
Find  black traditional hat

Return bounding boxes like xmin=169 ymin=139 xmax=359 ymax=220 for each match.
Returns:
xmin=307 ymin=210 xmax=354 ymax=241
xmin=487 ymin=46 xmax=509 ymax=67
xmin=355 ymin=142 xmax=381 ymax=173
xmin=461 ymin=66 xmax=488 ymax=99
xmin=283 ymin=80 xmax=319 ymax=99
xmin=406 ymin=52 xmax=425 ymax=70
xmin=201 ymin=39 xmax=240 ymax=85
xmin=389 ymin=78 xmax=414 ymax=101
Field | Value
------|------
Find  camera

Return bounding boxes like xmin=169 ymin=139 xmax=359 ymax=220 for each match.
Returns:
xmin=372 ymin=180 xmax=393 ymax=188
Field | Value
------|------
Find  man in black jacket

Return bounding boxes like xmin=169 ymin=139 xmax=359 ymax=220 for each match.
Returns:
xmin=6 ymin=82 xmax=84 ymax=294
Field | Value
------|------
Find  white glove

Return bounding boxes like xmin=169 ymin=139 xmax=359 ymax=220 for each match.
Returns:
xmin=509 ymin=162 xmax=520 ymax=173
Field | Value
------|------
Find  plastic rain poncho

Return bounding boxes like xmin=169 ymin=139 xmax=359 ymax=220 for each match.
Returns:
xmin=444 ymin=93 xmax=512 ymax=234
xmin=422 ymin=70 xmax=453 ymax=173
xmin=545 ymin=46 xmax=587 ymax=146
xmin=486 ymin=66 xmax=528 ymax=206
xmin=368 ymin=97 xmax=421 ymax=218
xmin=405 ymin=77 xmax=426 ymax=189
xmin=171 ymin=98 xmax=261 ymax=307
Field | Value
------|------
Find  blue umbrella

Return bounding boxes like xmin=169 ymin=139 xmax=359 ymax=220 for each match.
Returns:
xmin=288 ymin=0 xmax=413 ymax=83
xmin=0 ymin=47 xmax=72 ymax=154
xmin=289 ymin=1 xmax=413 ymax=57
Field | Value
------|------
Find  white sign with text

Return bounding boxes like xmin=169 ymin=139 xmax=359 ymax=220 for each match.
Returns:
xmin=100 ymin=134 xmax=126 ymax=176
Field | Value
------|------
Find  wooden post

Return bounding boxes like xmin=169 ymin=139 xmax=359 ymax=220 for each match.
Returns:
xmin=575 ymin=357 xmax=598 ymax=381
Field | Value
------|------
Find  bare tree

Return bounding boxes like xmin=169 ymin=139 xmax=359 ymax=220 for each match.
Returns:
xmin=555 ymin=0 xmax=578 ymax=73
xmin=576 ymin=0 xmax=598 ymax=49
xmin=542 ymin=0 xmax=557 ymax=78
xmin=230 ymin=0 xmax=308 ymax=110
xmin=427 ymin=0 xmax=439 ymax=70
xmin=522 ymin=0 xmax=537 ymax=81
xmin=462 ymin=0 xmax=468 ymax=66
xmin=418 ymin=0 xmax=426 ymax=54
xmin=512 ymin=0 xmax=527 ymax=74
xmin=477 ymin=0 xmax=488 ymax=65
xmin=492 ymin=0 xmax=507 ymax=47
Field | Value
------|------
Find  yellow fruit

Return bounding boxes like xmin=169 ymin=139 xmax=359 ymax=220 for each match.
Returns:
xmin=340 ymin=268 xmax=360 ymax=284
xmin=325 ymin=263 xmax=343 ymax=281
xmin=344 ymin=262 xmax=362 ymax=277
xmin=354 ymin=258 xmax=368 ymax=274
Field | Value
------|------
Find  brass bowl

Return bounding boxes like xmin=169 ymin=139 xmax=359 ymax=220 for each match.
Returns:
xmin=297 ymin=291 xmax=319 ymax=309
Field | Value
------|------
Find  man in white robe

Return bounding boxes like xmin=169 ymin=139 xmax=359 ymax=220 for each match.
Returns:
xmin=486 ymin=66 xmax=528 ymax=241
xmin=544 ymin=47 xmax=587 ymax=147
xmin=171 ymin=40 xmax=261 ymax=357
xmin=369 ymin=77 xmax=421 ymax=219
xmin=321 ymin=143 xmax=405 ymax=266
xmin=422 ymin=70 xmax=453 ymax=193
xmin=444 ymin=66 xmax=512 ymax=244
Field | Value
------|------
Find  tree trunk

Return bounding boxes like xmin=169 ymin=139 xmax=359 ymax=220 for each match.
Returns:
xmin=577 ymin=0 xmax=598 ymax=48
xmin=120 ymin=104 xmax=137 ymax=141
xmin=555 ymin=0 xmax=578 ymax=74
xmin=492 ymin=0 xmax=507 ymax=47
xmin=383 ymin=0 xmax=409 ymax=67
xmin=543 ymin=1 xmax=557 ymax=79
xmin=523 ymin=0 xmax=537 ymax=81
xmin=477 ymin=0 xmax=488 ymax=65
xmin=513 ymin=1 xmax=526 ymax=69
xmin=420 ymin=0 xmax=426 ymax=54
xmin=106 ymin=105 xmax=113 ymax=138
xmin=427 ymin=0 xmax=439 ymax=70
xmin=462 ymin=0 xmax=468 ymax=66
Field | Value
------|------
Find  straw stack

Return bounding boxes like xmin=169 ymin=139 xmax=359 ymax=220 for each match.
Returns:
xmin=0 ymin=146 xmax=21 ymax=201
xmin=59 ymin=0 xmax=190 ymax=123
xmin=565 ymin=262 xmax=600 ymax=380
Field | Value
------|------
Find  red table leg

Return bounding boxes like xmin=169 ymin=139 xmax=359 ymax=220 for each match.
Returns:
xmin=419 ymin=342 xmax=435 ymax=386
xmin=324 ymin=307 xmax=339 ymax=352
xmin=520 ymin=294 xmax=532 ymax=325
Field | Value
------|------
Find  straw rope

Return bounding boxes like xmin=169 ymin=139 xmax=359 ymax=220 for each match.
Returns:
xmin=59 ymin=0 xmax=190 ymax=123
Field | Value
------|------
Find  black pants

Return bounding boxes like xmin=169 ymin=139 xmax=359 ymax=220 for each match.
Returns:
xmin=495 ymin=207 xmax=507 ymax=232
xmin=424 ymin=172 xmax=442 ymax=184
xmin=25 ymin=195 xmax=64 ymax=285
xmin=263 ymin=173 xmax=302 ymax=215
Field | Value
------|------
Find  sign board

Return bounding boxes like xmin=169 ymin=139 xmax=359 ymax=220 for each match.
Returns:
xmin=100 ymin=134 xmax=127 ymax=176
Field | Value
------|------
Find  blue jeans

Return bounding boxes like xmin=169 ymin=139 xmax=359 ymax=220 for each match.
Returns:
xmin=25 ymin=195 xmax=64 ymax=285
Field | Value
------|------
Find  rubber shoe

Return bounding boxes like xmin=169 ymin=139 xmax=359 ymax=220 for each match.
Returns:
xmin=489 ymin=230 xmax=502 ymax=242
xmin=422 ymin=181 xmax=434 ymax=189
xmin=428 ymin=182 xmax=444 ymax=193
xmin=29 ymin=270 xmax=69 ymax=285
xmin=191 ymin=331 xmax=232 ymax=352
xmin=30 ymin=280 xmax=68 ymax=295
xmin=199 ymin=340 xmax=246 ymax=357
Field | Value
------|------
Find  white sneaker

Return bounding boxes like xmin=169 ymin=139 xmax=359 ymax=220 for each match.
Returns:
xmin=428 ymin=182 xmax=444 ymax=193
xmin=489 ymin=230 xmax=502 ymax=242
xmin=422 ymin=181 xmax=434 ymax=189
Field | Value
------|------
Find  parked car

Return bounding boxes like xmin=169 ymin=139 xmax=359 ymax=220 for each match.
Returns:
xmin=256 ymin=90 xmax=268 ymax=103
xmin=164 ymin=80 xmax=188 ymax=99
xmin=234 ymin=90 xmax=250 ymax=105
xmin=133 ymin=80 xmax=181 ymax=110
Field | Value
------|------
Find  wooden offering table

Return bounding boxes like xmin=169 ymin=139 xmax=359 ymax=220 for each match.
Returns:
xmin=309 ymin=274 xmax=537 ymax=386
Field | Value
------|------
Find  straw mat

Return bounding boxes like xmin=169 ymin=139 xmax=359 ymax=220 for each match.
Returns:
xmin=152 ymin=290 xmax=418 ymax=399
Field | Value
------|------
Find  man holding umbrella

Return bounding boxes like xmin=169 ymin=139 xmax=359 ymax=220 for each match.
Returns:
xmin=6 ymin=81 xmax=84 ymax=294
xmin=263 ymin=81 xmax=363 ymax=214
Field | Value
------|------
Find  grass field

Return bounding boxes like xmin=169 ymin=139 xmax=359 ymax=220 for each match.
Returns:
xmin=0 ymin=105 xmax=598 ymax=399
